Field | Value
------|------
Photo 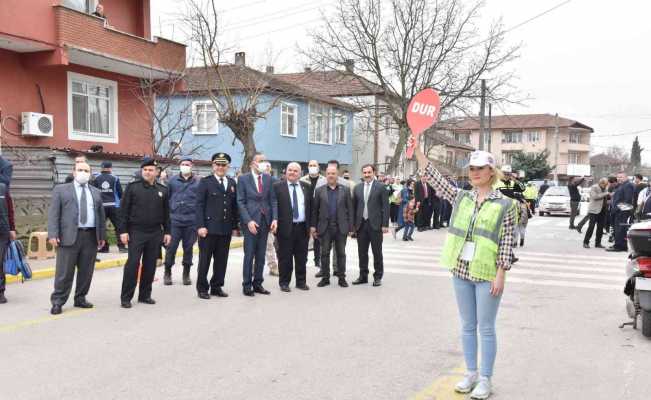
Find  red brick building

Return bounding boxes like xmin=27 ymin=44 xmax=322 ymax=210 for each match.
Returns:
xmin=0 ymin=0 xmax=185 ymax=155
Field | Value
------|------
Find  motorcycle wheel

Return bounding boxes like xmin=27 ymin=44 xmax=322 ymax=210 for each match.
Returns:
xmin=643 ymin=310 xmax=651 ymax=338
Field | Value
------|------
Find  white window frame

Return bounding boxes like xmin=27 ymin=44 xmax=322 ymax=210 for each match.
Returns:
xmin=568 ymin=151 xmax=580 ymax=164
xmin=569 ymin=132 xmax=581 ymax=144
xmin=308 ymin=103 xmax=332 ymax=145
xmin=191 ymin=100 xmax=219 ymax=135
xmin=67 ymin=71 xmax=118 ymax=144
xmin=280 ymin=102 xmax=298 ymax=138
xmin=334 ymin=112 xmax=347 ymax=144
xmin=502 ymin=130 xmax=522 ymax=144
xmin=526 ymin=131 xmax=540 ymax=142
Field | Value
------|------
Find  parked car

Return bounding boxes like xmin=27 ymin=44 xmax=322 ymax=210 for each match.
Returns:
xmin=538 ymin=185 xmax=571 ymax=216
xmin=579 ymin=186 xmax=591 ymax=202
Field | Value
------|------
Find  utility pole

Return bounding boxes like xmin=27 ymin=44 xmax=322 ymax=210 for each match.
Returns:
xmin=479 ymin=79 xmax=486 ymax=150
xmin=553 ymin=112 xmax=559 ymax=182
xmin=487 ymin=103 xmax=492 ymax=153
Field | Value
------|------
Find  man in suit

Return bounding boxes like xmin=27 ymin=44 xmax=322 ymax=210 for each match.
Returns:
xmin=607 ymin=171 xmax=636 ymax=252
xmin=311 ymin=165 xmax=354 ymax=288
xmin=48 ymin=162 xmax=106 ymax=315
xmin=583 ymin=178 xmax=611 ymax=248
xmin=195 ymin=153 xmax=239 ymax=299
xmin=353 ymin=164 xmax=389 ymax=286
xmin=274 ymin=162 xmax=312 ymax=292
xmin=300 ymin=159 xmax=326 ymax=270
xmin=237 ymin=152 xmax=278 ymax=296
xmin=414 ymin=175 xmax=433 ymax=231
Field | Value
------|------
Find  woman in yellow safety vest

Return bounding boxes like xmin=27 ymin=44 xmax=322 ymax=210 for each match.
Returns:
xmin=413 ymin=142 xmax=516 ymax=400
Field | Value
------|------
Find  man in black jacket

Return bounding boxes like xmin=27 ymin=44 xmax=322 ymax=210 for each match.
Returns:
xmin=414 ymin=176 xmax=433 ymax=231
xmin=92 ymin=161 xmax=125 ymax=253
xmin=273 ymin=162 xmax=312 ymax=292
xmin=352 ymin=164 xmax=389 ymax=286
xmin=568 ymin=176 xmax=585 ymax=229
xmin=195 ymin=153 xmax=239 ymax=299
xmin=607 ymin=172 xmax=635 ymax=252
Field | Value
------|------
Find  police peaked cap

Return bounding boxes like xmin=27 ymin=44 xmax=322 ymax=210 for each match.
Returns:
xmin=211 ymin=152 xmax=231 ymax=164
xmin=140 ymin=157 xmax=158 ymax=168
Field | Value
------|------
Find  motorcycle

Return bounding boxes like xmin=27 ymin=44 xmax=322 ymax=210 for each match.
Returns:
xmin=621 ymin=217 xmax=651 ymax=337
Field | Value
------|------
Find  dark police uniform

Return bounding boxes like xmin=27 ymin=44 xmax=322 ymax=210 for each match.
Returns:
xmin=92 ymin=161 xmax=125 ymax=252
xmin=195 ymin=153 xmax=239 ymax=298
xmin=118 ymin=158 xmax=170 ymax=306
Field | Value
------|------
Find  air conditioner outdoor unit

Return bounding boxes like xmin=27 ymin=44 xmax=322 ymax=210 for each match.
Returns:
xmin=21 ymin=112 xmax=53 ymax=137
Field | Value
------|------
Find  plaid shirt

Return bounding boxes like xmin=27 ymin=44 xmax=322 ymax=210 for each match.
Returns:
xmin=422 ymin=163 xmax=515 ymax=282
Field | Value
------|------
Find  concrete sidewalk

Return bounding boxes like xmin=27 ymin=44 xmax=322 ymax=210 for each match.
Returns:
xmin=7 ymin=238 xmax=244 ymax=284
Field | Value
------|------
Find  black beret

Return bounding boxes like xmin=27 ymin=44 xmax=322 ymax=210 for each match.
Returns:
xmin=140 ymin=157 xmax=158 ymax=168
xmin=211 ymin=152 xmax=231 ymax=164
xmin=101 ymin=161 xmax=112 ymax=169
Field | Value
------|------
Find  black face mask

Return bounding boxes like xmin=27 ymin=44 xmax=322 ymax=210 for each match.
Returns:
xmin=343 ymin=177 xmax=350 ymax=180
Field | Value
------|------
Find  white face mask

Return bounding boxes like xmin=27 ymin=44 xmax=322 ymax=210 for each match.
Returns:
xmin=308 ymin=166 xmax=319 ymax=176
xmin=180 ymin=165 xmax=192 ymax=175
xmin=75 ymin=171 xmax=90 ymax=185
xmin=257 ymin=161 xmax=270 ymax=173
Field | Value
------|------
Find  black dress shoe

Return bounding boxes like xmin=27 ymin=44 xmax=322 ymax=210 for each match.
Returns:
xmin=138 ymin=298 xmax=156 ymax=305
xmin=373 ymin=279 xmax=382 ymax=287
xmin=296 ymin=284 xmax=310 ymax=290
xmin=280 ymin=285 xmax=291 ymax=292
xmin=352 ymin=277 xmax=368 ymax=285
xmin=576 ymin=226 xmax=583 ymax=234
xmin=198 ymin=292 xmax=210 ymax=300
xmin=51 ymin=305 xmax=62 ymax=315
xmin=121 ymin=301 xmax=132 ymax=309
xmin=569 ymin=226 xmax=575 ymax=230
xmin=317 ymin=278 xmax=330 ymax=287
xmin=243 ymin=288 xmax=255 ymax=296
xmin=595 ymin=244 xmax=604 ymax=248
xmin=512 ymin=256 xmax=519 ymax=263
xmin=163 ymin=273 xmax=172 ymax=286
xmin=210 ymin=288 xmax=229 ymax=297
xmin=253 ymin=286 xmax=271 ymax=295
xmin=315 ymin=271 xmax=324 ymax=278
xmin=182 ymin=274 xmax=192 ymax=286
xmin=74 ymin=300 xmax=94 ymax=309
xmin=583 ymin=243 xmax=590 ymax=249
xmin=338 ymin=278 xmax=349 ymax=288
xmin=0 ymin=293 xmax=7 ymax=304
xmin=605 ymin=246 xmax=626 ymax=252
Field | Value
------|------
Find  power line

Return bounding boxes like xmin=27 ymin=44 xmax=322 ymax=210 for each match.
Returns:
xmin=592 ymin=128 xmax=651 ymax=138
xmin=235 ymin=18 xmax=324 ymax=42
xmin=222 ymin=1 xmax=325 ymax=32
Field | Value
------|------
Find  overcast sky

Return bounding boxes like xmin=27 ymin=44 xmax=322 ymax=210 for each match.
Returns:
xmin=151 ymin=0 xmax=651 ymax=162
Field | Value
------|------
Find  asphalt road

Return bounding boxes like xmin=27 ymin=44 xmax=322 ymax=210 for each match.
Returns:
xmin=1 ymin=211 xmax=649 ymax=400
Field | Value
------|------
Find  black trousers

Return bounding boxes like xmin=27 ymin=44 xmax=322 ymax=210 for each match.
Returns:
xmin=356 ymin=220 xmax=384 ymax=280
xmin=584 ymin=210 xmax=605 ymax=245
xmin=312 ymin=237 xmax=321 ymax=267
xmin=101 ymin=207 xmax=125 ymax=251
xmin=0 ymin=232 xmax=8 ymax=294
xmin=121 ymin=229 xmax=163 ymax=302
xmin=51 ymin=229 xmax=97 ymax=306
xmin=569 ymin=201 xmax=580 ymax=227
xmin=390 ymin=204 xmax=399 ymax=223
xmin=196 ymin=234 xmax=231 ymax=293
xmin=430 ymin=201 xmax=441 ymax=229
xmin=614 ymin=210 xmax=632 ymax=250
xmin=417 ymin=201 xmax=432 ymax=229
xmin=320 ymin=224 xmax=347 ymax=278
xmin=277 ymin=222 xmax=309 ymax=287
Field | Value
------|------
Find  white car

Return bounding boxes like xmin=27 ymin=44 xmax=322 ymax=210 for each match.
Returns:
xmin=538 ymin=186 xmax=571 ymax=216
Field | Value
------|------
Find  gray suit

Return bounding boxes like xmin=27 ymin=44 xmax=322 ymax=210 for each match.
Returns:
xmin=587 ymin=184 xmax=609 ymax=214
xmin=48 ymin=183 xmax=106 ymax=306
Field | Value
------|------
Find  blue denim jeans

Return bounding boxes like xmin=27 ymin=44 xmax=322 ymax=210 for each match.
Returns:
xmin=452 ymin=276 xmax=502 ymax=377
xmin=402 ymin=222 xmax=415 ymax=239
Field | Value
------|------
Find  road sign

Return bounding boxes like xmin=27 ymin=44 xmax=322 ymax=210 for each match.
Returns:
xmin=406 ymin=88 xmax=440 ymax=159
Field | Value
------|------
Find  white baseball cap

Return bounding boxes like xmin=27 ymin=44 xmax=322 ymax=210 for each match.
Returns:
xmin=466 ymin=150 xmax=496 ymax=168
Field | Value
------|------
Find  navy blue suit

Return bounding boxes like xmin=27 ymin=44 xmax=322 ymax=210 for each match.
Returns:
xmin=612 ymin=181 xmax=636 ymax=250
xmin=237 ymin=172 xmax=278 ymax=289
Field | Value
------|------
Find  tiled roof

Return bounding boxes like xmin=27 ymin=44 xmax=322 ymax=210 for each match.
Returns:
xmin=438 ymin=114 xmax=594 ymax=132
xmin=423 ymin=128 xmax=475 ymax=151
xmin=185 ymin=66 xmax=359 ymax=111
xmin=590 ymin=153 xmax=626 ymax=166
xmin=274 ymin=70 xmax=388 ymax=97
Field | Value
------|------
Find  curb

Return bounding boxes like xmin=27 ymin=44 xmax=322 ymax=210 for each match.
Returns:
xmin=7 ymin=240 xmax=244 ymax=285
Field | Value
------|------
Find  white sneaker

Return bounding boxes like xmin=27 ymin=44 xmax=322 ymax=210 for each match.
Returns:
xmin=454 ymin=371 xmax=478 ymax=394
xmin=470 ymin=376 xmax=492 ymax=399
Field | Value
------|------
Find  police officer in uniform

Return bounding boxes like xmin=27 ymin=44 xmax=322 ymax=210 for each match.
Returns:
xmin=118 ymin=158 xmax=171 ymax=308
xmin=195 ymin=153 xmax=239 ymax=299
xmin=92 ymin=161 xmax=126 ymax=253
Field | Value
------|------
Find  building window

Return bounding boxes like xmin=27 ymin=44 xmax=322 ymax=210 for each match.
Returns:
xmin=309 ymin=103 xmax=331 ymax=145
xmin=63 ymin=0 xmax=97 ymax=13
xmin=454 ymin=132 xmax=471 ymax=144
xmin=502 ymin=130 xmax=522 ymax=143
xmin=568 ymin=152 xmax=580 ymax=164
xmin=570 ymin=132 xmax=581 ymax=144
xmin=502 ymin=152 xmax=516 ymax=165
xmin=192 ymin=101 xmax=218 ymax=135
xmin=280 ymin=102 xmax=297 ymax=137
xmin=67 ymin=72 xmax=118 ymax=143
xmin=446 ymin=151 xmax=454 ymax=166
xmin=334 ymin=113 xmax=347 ymax=144
xmin=526 ymin=131 xmax=541 ymax=142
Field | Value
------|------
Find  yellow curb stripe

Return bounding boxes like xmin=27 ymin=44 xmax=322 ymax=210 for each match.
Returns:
xmin=6 ymin=240 xmax=244 ymax=285
xmin=0 ymin=308 xmax=94 ymax=333
xmin=410 ymin=366 xmax=466 ymax=400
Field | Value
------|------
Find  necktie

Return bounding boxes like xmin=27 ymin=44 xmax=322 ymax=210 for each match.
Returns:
xmin=291 ymin=183 xmax=299 ymax=220
xmin=363 ymin=182 xmax=370 ymax=220
xmin=218 ymin=177 xmax=224 ymax=189
xmin=257 ymin=175 xmax=263 ymax=193
xmin=80 ymin=184 xmax=88 ymax=225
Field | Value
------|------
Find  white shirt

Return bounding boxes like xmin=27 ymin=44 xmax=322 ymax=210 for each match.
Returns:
xmin=74 ymin=180 xmax=95 ymax=228
xmin=251 ymin=171 xmax=262 ymax=193
xmin=214 ymin=174 xmax=228 ymax=190
xmin=287 ymin=180 xmax=305 ymax=223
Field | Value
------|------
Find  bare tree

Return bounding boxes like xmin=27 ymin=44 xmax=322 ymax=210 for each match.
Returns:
xmin=183 ymin=0 xmax=282 ymax=171
xmin=303 ymin=0 xmax=519 ymax=173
